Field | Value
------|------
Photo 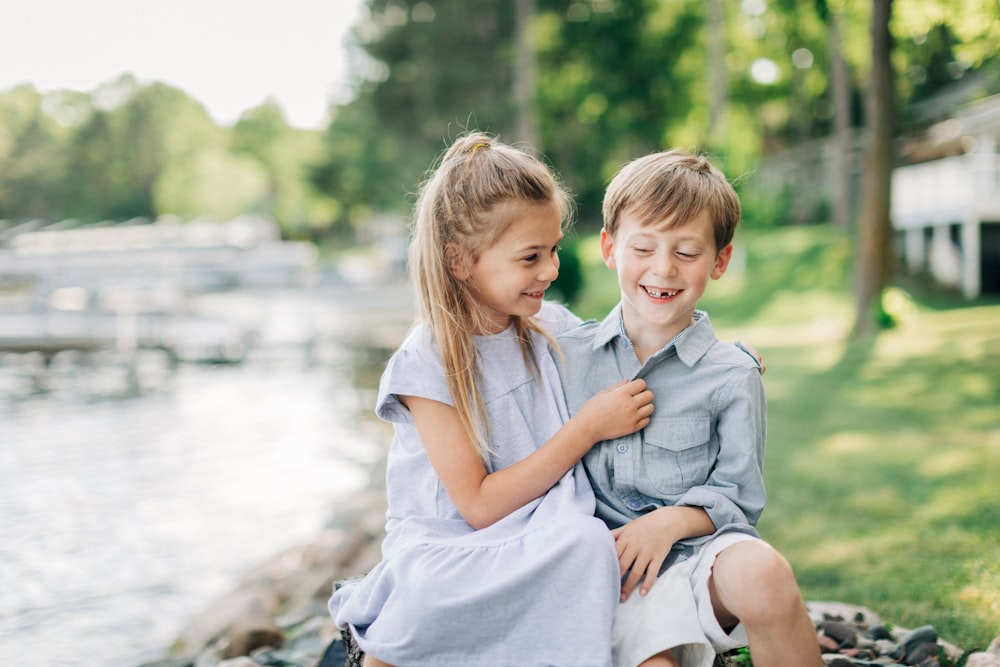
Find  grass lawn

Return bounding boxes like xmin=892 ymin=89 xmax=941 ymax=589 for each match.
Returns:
xmin=567 ymin=224 xmax=1000 ymax=649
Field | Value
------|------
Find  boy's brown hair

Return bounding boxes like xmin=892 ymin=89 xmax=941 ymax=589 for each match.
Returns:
xmin=602 ymin=149 xmax=741 ymax=252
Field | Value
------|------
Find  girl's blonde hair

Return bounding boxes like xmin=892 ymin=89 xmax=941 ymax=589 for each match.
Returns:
xmin=409 ymin=132 xmax=572 ymax=462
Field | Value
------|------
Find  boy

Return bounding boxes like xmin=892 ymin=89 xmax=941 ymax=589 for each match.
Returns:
xmin=557 ymin=150 xmax=821 ymax=667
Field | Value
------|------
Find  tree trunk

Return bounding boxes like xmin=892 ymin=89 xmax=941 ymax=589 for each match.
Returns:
xmin=829 ymin=9 xmax=853 ymax=229
xmin=853 ymin=0 xmax=895 ymax=337
xmin=705 ymin=0 xmax=727 ymax=152
xmin=513 ymin=0 xmax=539 ymax=150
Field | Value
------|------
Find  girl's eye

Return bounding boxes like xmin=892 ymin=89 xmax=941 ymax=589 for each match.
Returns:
xmin=677 ymin=251 xmax=699 ymax=259
xmin=523 ymin=253 xmax=539 ymax=262
xmin=552 ymin=245 xmax=561 ymax=254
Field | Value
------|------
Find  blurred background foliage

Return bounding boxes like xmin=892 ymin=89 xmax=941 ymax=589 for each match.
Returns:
xmin=3 ymin=0 xmax=1000 ymax=331
xmin=3 ymin=0 xmax=999 ymax=235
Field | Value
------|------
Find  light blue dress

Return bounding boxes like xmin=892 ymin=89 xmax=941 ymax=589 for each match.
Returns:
xmin=330 ymin=302 xmax=620 ymax=666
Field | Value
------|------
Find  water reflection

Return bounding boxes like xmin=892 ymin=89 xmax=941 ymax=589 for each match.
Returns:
xmin=0 ymin=287 xmax=409 ymax=667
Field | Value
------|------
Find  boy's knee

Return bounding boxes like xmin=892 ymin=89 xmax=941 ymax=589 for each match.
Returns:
xmin=712 ymin=540 xmax=803 ymax=618
xmin=720 ymin=540 xmax=791 ymax=578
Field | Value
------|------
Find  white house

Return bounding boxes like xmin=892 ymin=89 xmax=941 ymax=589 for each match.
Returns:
xmin=891 ymin=93 xmax=1000 ymax=298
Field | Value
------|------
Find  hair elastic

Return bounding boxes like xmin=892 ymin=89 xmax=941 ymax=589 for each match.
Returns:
xmin=471 ymin=142 xmax=490 ymax=154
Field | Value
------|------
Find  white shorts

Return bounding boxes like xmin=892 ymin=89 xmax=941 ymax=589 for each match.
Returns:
xmin=611 ymin=531 xmax=756 ymax=667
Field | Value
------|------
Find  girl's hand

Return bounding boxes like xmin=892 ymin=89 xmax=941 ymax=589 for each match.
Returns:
xmin=735 ymin=341 xmax=766 ymax=374
xmin=573 ymin=378 xmax=653 ymax=444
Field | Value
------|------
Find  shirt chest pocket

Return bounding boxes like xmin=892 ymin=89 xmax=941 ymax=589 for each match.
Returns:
xmin=641 ymin=417 xmax=714 ymax=496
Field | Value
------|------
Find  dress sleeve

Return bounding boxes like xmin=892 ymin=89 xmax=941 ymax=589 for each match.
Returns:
xmin=375 ymin=328 xmax=453 ymax=424
xmin=675 ymin=364 xmax=767 ymax=532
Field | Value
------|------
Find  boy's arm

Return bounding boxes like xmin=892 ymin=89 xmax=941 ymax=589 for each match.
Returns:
xmin=613 ymin=505 xmax=715 ymax=600
xmin=675 ymin=365 xmax=767 ymax=531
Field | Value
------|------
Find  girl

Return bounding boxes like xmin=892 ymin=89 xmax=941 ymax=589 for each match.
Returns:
xmin=329 ymin=132 xmax=654 ymax=667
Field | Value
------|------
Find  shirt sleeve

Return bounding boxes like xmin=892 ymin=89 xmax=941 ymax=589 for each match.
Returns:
xmin=675 ymin=364 xmax=767 ymax=533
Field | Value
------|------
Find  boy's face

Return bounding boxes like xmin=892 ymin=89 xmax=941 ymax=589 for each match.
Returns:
xmin=601 ymin=208 xmax=732 ymax=343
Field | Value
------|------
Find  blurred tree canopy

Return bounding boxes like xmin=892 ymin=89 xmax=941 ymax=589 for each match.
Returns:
xmin=313 ymin=0 xmax=1000 ymax=233
xmin=0 ymin=75 xmax=327 ymax=239
xmin=2 ymin=0 xmax=999 ymax=249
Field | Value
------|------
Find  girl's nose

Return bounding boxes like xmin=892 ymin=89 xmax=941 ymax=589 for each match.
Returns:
xmin=540 ymin=254 xmax=559 ymax=281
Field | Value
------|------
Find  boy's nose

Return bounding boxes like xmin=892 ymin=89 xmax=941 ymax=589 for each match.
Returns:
xmin=654 ymin=252 xmax=678 ymax=277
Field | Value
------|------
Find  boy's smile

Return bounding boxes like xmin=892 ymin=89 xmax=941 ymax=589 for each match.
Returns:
xmin=601 ymin=208 xmax=732 ymax=357
xmin=642 ymin=286 xmax=680 ymax=300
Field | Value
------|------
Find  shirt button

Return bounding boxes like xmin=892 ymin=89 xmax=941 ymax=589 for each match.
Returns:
xmin=616 ymin=443 xmax=628 ymax=453
xmin=627 ymin=498 xmax=643 ymax=510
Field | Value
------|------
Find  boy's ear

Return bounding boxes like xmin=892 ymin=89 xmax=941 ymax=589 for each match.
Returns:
xmin=711 ymin=243 xmax=734 ymax=280
xmin=445 ymin=243 xmax=471 ymax=280
xmin=599 ymin=228 xmax=617 ymax=270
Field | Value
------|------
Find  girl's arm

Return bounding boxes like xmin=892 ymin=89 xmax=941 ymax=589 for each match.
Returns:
xmin=401 ymin=378 xmax=653 ymax=530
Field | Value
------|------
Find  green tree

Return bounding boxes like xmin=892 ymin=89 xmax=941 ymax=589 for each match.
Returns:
xmin=850 ymin=0 xmax=1000 ymax=332
xmin=231 ymin=101 xmax=326 ymax=239
xmin=853 ymin=0 xmax=895 ymax=336
xmin=0 ymin=85 xmax=71 ymax=220
xmin=312 ymin=0 xmax=527 ymax=232
xmin=64 ymin=76 xmax=228 ymax=221
xmin=534 ymin=0 xmax=703 ymax=226
xmin=311 ymin=92 xmax=408 ymax=238
xmin=153 ymin=150 xmax=269 ymax=221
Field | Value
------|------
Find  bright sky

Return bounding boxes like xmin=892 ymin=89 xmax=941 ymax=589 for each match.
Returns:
xmin=0 ymin=0 xmax=365 ymax=129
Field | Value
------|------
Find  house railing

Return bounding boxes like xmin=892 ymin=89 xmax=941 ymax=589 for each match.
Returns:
xmin=892 ymin=152 xmax=1000 ymax=229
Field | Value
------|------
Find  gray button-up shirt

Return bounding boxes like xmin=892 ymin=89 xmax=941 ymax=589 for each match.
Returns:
xmin=557 ymin=305 xmax=766 ymax=554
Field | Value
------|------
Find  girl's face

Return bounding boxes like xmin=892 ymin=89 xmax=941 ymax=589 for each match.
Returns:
xmin=463 ymin=201 xmax=563 ymax=334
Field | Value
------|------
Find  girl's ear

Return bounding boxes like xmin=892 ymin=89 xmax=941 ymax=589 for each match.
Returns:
xmin=445 ymin=243 xmax=471 ymax=280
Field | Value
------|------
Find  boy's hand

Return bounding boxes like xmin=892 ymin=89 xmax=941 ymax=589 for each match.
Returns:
xmin=612 ymin=510 xmax=679 ymax=602
xmin=574 ymin=379 xmax=653 ymax=443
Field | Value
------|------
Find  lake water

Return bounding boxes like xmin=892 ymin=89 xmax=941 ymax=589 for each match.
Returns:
xmin=0 ymin=287 xmax=408 ymax=667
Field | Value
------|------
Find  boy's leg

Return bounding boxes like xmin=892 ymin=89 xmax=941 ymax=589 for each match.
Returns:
xmin=707 ymin=541 xmax=822 ymax=667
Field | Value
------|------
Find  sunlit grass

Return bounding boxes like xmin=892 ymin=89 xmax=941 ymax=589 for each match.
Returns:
xmin=571 ymin=224 xmax=1000 ymax=649
xmin=758 ymin=308 xmax=1000 ymax=649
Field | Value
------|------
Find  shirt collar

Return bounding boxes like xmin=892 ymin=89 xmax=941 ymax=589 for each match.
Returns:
xmin=592 ymin=303 xmax=626 ymax=349
xmin=593 ymin=304 xmax=715 ymax=367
